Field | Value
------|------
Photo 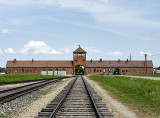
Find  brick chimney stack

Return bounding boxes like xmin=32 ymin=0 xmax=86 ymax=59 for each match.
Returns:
xmin=100 ymin=58 xmax=102 ymax=62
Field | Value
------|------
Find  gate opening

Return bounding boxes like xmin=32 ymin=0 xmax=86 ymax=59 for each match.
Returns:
xmin=75 ymin=65 xmax=84 ymax=75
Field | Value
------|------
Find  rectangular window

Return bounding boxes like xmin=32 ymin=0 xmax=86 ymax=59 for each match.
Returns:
xmin=88 ymin=69 xmax=91 ymax=73
xmin=15 ymin=69 xmax=18 ymax=72
xmin=9 ymin=69 xmax=11 ymax=72
xmin=103 ymin=69 xmax=106 ymax=72
xmin=97 ymin=70 xmax=99 ymax=72
xmin=35 ymin=69 xmax=38 ymax=72
xmin=21 ymin=69 xmax=24 ymax=72
xmin=78 ymin=53 xmax=81 ymax=56
xmin=94 ymin=69 xmax=96 ymax=72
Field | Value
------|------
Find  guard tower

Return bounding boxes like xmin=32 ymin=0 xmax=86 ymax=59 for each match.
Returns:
xmin=73 ymin=45 xmax=87 ymax=75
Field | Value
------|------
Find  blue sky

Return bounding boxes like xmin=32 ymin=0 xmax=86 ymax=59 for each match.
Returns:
xmin=0 ymin=0 xmax=160 ymax=67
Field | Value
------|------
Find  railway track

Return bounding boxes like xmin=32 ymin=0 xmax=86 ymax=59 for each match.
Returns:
xmin=37 ymin=76 xmax=114 ymax=118
xmin=0 ymin=77 xmax=69 ymax=104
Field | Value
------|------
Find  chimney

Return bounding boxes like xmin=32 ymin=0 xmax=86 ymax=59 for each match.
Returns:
xmin=126 ymin=59 xmax=129 ymax=62
xmin=32 ymin=59 xmax=34 ymax=62
xmin=91 ymin=59 xmax=92 ymax=63
xmin=118 ymin=59 xmax=120 ymax=63
xmin=100 ymin=58 xmax=102 ymax=62
xmin=13 ymin=59 xmax=16 ymax=63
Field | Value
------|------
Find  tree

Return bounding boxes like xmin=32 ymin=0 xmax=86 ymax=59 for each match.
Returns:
xmin=0 ymin=67 xmax=6 ymax=73
xmin=75 ymin=66 xmax=84 ymax=74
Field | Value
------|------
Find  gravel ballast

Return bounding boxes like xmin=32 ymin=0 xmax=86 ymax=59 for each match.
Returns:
xmin=0 ymin=78 xmax=73 ymax=118
xmin=0 ymin=81 xmax=40 ymax=91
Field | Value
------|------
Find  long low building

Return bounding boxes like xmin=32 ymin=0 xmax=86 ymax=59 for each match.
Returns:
xmin=6 ymin=46 xmax=153 ymax=75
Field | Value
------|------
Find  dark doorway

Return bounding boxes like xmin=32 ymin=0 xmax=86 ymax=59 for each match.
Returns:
xmin=113 ymin=68 xmax=119 ymax=75
xmin=75 ymin=65 xmax=84 ymax=75
xmin=109 ymin=68 xmax=119 ymax=75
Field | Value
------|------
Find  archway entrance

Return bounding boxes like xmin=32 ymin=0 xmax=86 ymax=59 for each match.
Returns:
xmin=75 ymin=65 xmax=84 ymax=75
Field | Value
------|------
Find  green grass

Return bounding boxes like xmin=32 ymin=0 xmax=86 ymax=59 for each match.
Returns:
xmin=131 ymin=74 xmax=160 ymax=77
xmin=0 ymin=74 xmax=64 ymax=83
xmin=88 ymin=75 xmax=160 ymax=117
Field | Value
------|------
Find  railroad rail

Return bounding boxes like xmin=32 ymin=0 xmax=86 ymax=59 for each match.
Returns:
xmin=0 ymin=77 xmax=69 ymax=104
xmin=37 ymin=76 xmax=114 ymax=118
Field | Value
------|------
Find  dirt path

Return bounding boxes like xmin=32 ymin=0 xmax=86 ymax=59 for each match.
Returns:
xmin=123 ymin=75 xmax=160 ymax=80
xmin=85 ymin=76 xmax=138 ymax=118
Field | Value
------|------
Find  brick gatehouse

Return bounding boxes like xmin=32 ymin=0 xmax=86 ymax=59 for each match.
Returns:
xmin=6 ymin=45 xmax=153 ymax=75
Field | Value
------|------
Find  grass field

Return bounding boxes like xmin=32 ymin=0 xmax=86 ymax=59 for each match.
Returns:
xmin=88 ymin=75 xmax=160 ymax=117
xmin=0 ymin=74 xmax=64 ymax=83
xmin=132 ymin=74 xmax=160 ymax=77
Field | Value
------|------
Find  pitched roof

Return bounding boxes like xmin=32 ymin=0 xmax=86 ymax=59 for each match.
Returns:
xmin=86 ymin=60 xmax=153 ymax=68
xmin=6 ymin=60 xmax=73 ymax=68
xmin=73 ymin=45 xmax=86 ymax=53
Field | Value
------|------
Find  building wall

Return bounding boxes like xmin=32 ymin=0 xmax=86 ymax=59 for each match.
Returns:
xmin=86 ymin=67 xmax=153 ymax=75
xmin=6 ymin=67 xmax=153 ymax=75
xmin=73 ymin=55 xmax=86 ymax=74
xmin=6 ymin=66 xmax=153 ymax=75
xmin=119 ymin=68 xmax=153 ymax=75
xmin=6 ymin=67 xmax=73 ymax=75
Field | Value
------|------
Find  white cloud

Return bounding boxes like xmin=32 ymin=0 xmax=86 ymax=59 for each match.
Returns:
xmin=106 ymin=51 xmax=122 ymax=56
xmin=99 ymin=0 xmax=108 ymax=3
xmin=0 ymin=0 xmax=159 ymax=28
xmin=60 ymin=46 xmax=77 ymax=54
xmin=59 ymin=45 xmax=101 ymax=54
xmin=20 ymin=41 xmax=62 ymax=55
xmin=142 ymin=37 xmax=156 ymax=41
xmin=140 ymin=51 xmax=152 ymax=56
xmin=5 ymin=48 xmax=14 ymax=54
xmin=85 ymin=47 xmax=101 ymax=54
xmin=1 ymin=29 xmax=9 ymax=34
xmin=0 ymin=48 xmax=3 ymax=54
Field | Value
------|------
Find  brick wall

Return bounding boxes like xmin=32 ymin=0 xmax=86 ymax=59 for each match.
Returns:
xmin=86 ymin=67 xmax=153 ymax=75
xmin=73 ymin=55 xmax=86 ymax=74
xmin=6 ymin=67 xmax=73 ymax=75
xmin=6 ymin=67 xmax=153 ymax=75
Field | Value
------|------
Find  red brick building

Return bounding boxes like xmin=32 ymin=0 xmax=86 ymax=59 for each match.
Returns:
xmin=6 ymin=46 xmax=153 ymax=75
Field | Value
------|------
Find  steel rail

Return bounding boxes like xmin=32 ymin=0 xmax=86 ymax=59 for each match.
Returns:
xmin=0 ymin=80 xmax=49 ymax=93
xmin=0 ymin=77 xmax=70 ymax=93
xmin=0 ymin=79 xmax=60 ymax=104
xmin=49 ymin=77 xmax=78 ymax=118
xmin=82 ymin=76 xmax=102 ymax=118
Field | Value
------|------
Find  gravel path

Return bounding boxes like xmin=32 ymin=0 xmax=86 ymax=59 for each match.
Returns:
xmin=85 ymin=76 xmax=138 ymax=118
xmin=0 ymin=78 xmax=73 ymax=118
xmin=0 ymin=81 xmax=40 ymax=91
xmin=123 ymin=75 xmax=160 ymax=80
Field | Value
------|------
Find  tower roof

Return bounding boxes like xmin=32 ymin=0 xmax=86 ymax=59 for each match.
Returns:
xmin=73 ymin=45 xmax=86 ymax=53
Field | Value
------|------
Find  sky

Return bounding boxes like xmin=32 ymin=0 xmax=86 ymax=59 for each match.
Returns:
xmin=0 ymin=0 xmax=160 ymax=67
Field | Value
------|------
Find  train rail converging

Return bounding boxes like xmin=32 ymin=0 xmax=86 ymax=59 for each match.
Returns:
xmin=37 ymin=76 xmax=114 ymax=118
xmin=0 ymin=77 xmax=69 ymax=104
